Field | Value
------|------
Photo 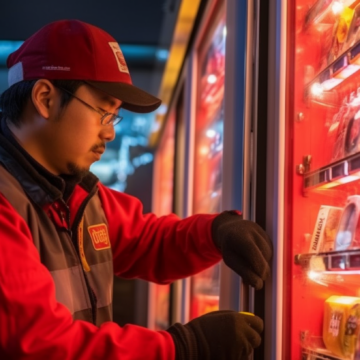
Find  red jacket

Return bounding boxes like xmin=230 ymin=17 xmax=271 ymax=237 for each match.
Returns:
xmin=0 ymin=175 xmax=221 ymax=360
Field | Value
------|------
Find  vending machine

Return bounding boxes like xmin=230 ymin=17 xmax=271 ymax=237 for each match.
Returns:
xmin=266 ymin=0 xmax=360 ymax=358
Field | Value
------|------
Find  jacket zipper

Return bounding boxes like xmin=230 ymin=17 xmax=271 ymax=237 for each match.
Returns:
xmin=63 ymin=189 xmax=99 ymax=325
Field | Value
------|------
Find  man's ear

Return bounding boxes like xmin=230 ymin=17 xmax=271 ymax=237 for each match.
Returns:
xmin=31 ymin=79 xmax=58 ymax=119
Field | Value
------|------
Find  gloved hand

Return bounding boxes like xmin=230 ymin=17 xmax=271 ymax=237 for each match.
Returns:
xmin=212 ymin=211 xmax=272 ymax=289
xmin=167 ymin=310 xmax=263 ymax=360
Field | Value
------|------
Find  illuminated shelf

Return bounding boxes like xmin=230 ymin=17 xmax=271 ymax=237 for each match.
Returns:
xmin=295 ymin=249 xmax=360 ymax=271
xmin=302 ymin=348 xmax=344 ymax=360
xmin=303 ymin=153 xmax=360 ymax=190
xmin=305 ymin=38 xmax=360 ymax=96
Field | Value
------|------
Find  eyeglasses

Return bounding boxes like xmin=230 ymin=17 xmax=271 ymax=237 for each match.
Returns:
xmin=57 ymin=87 xmax=123 ymax=126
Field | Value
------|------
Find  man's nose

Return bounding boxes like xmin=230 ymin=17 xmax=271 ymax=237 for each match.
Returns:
xmin=101 ymin=125 xmax=116 ymax=142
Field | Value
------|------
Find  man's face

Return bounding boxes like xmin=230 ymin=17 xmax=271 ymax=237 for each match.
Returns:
xmin=43 ymin=84 xmax=122 ymax=176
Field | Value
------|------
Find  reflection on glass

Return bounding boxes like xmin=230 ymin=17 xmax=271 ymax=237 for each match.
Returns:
xmin=90 ymin=109 xmax=155 ymax=192
xmin=190 ymin=17 xmax=226 ymax=319
xmin=152 ymin=110 xmax=176 ymax=330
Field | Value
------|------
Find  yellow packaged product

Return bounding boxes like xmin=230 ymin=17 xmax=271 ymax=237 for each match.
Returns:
xmin=336 ymin=7 xmax=355 ymax=44
xmin=323 ymin=296 xmax=360 ymax=358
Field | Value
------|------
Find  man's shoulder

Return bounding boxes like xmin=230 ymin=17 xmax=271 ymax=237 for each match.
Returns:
xmin=96 ymin=182 xmax=144 ymax=211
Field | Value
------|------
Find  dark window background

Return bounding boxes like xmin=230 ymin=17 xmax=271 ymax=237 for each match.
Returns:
xmin=90 ymin=110 xmax=155 ymax=327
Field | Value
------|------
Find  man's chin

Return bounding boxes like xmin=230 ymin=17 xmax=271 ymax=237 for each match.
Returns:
xmin=66 ymin=162 xmax=90 ymax=179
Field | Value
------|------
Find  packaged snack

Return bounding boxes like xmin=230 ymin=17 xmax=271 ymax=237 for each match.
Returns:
xmin=338 ymin=7 xmax=355 ymax=43
xmin=345 ymin=4 xmax=360 ymax=50
xmin=309 ymin=205 xmax=343 ymax=253
xmin=331 ymin=98 xmax=352 ymax=162
xmin=335 ymin=195 xmax=360 ymax=250
xmin=323 ymin=296 xmax=360 ymax=358
xmin=329 ymin=7 xmax=355 ymax=64
xmin=330 ymin=93 xmax=360 ymax=162
xmin=326 ymin=96 xmax=349 ymax=162
xmin=344 ymin=109 xmax=360 ymax=156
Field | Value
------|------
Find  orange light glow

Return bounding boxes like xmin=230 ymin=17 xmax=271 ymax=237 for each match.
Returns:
xmin=199 ymin=146 xmax=210 ymax=156
xmin=317 ymin=175 xmax=360 ymax=189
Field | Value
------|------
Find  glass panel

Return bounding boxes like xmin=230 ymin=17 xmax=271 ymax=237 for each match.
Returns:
xmin=90 ymin=109 xmax=155 ymax=193
xmin=190 ymin=15 xmax=226 ymax=320
xmin=152 ymin=110 xmax=176 ymax=330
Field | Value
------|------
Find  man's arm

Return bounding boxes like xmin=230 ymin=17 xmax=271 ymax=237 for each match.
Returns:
xmin=97 ymin=183 xmax=222 ymax=283
xmin=0 ymin=193 xmax=175 ymax=360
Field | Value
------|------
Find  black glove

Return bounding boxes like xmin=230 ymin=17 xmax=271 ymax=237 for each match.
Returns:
xmin=212 ymin=211 xmax=272 ymax=289
xmin=167 ymin=310 xmax=263 ymax=360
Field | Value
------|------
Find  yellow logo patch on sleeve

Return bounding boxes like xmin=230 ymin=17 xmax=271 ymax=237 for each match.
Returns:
xmin=88 ymin=224 xmax=111 ymax=250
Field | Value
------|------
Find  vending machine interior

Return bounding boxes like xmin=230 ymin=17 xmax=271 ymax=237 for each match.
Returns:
xmin=286 ymin=0 xmax=360 ymax=358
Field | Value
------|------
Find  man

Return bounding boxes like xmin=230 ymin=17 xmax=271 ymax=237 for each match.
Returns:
xmin=0 ymin=20 xmax=272 ymax=360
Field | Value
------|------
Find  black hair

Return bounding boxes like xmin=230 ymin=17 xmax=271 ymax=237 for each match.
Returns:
xmin=0 ymin=79 xmax=84 ymax=127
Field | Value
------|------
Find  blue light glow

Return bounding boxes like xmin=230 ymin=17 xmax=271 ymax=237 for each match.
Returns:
xmin=0 ymin=41 xmax=23 ymax=66
xmin=0 ymin=41 xmax=167 ymax=67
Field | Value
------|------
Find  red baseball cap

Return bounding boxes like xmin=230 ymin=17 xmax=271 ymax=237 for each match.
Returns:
xmin=7 ymin=19 xmax=162 ymax=113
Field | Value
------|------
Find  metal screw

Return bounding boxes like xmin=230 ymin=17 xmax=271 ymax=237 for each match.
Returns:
xmin=300 ymin=330 xmax=309 ymax=343
xmin=303 ymin=155 xmax=312 ymax=172
xmin=296 ymin=164 xmax=305 ymax=175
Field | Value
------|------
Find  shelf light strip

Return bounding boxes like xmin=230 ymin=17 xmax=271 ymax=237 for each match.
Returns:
xmin=304 ymin=154 xmax=360 ymax=189
xmin=307 ymin=36 xmax=360 ymax=96
xmin=302 ymin=349 xmax=342 ymax=360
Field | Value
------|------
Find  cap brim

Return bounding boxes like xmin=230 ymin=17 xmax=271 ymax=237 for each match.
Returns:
xmin=85 ymin=80 xmax=161 ymax=113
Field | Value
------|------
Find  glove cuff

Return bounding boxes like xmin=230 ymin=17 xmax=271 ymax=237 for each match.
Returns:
xmin=211 ymin=210 xmax=243 ymax=249
xmin=167 ymin=323 xmax=198 ymax=360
